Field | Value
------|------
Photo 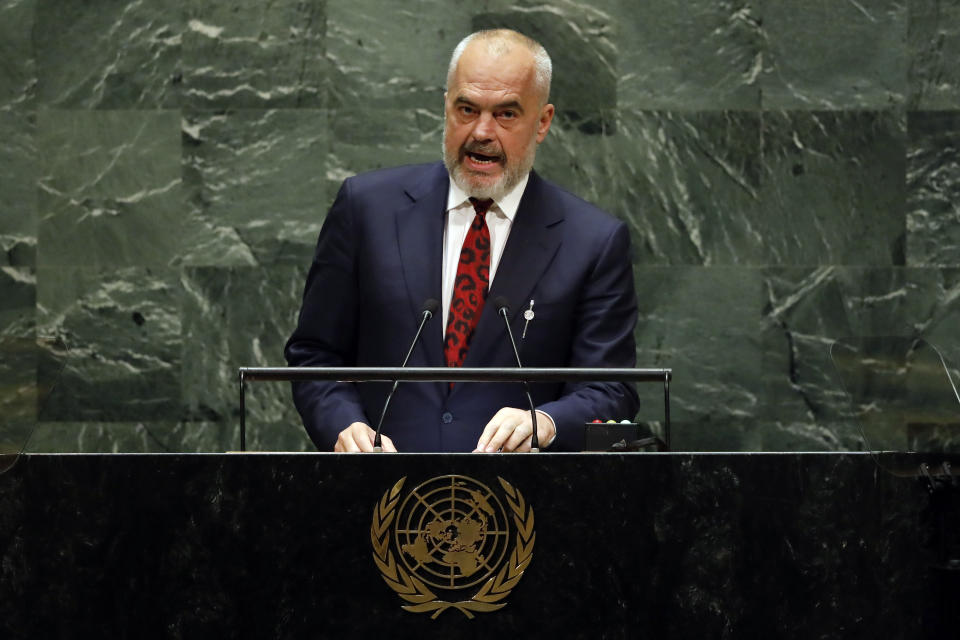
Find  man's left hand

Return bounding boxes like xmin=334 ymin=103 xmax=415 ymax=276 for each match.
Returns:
xmin=474 ymin=407 xmax=556 ymax=453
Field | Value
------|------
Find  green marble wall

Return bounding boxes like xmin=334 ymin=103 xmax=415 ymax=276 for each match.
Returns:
xmin=2 ymin=0 xmax=959 ymax=453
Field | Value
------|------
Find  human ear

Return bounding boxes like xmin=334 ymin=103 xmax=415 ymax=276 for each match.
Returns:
xmin=536 ymin=103 xmax=555 ymax=142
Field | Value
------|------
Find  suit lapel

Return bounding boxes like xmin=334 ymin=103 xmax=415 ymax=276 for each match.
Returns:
xmin=463 ymin=172 xmax=564 ymax=368
xmin=395 ymin=163 xmax=448 ymax=367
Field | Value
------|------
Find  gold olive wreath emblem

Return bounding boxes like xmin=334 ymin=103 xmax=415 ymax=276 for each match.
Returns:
xmin=370 ymin=475 xmax=535 ymax=619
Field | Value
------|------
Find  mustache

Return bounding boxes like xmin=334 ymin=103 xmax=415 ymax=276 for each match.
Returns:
xmin=462 ymin=142 xmax=504 ymax=158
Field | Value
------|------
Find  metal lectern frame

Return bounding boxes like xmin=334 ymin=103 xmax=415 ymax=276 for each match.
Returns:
xmin=237 ymin=367 xmax=672 ymax=452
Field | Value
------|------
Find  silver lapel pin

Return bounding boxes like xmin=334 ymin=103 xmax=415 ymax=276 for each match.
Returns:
xmin=521 ymin=299 xmax=535 ymax=339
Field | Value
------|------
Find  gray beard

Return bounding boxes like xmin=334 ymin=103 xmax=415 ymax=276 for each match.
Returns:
xmin=442 ymin=131 xmax=538 ymax=201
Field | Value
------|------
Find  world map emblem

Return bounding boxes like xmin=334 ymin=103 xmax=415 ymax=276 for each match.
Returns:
xmin=370 ymin=475 xmax=535 ymax=618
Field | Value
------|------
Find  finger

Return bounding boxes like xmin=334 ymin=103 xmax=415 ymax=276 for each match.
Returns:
xmin=476 ymin=408 xmax=520 ymax=452
xmin=336 ymin=422 xmax=374 ymax=453
xmin=354 ymin=424 xmax=375 ymax=453
xmin=475 ymin=408 xmax=511 ymax=452
xmin=381 ymin=434 xmax=398 ymax=453
xmin=501 ymin=416 xmax=533 ymax=452
xmin=484 ymin=411 xmax=525 ymax=453
xmin=335 ymin=431 xmax=360 ymax=452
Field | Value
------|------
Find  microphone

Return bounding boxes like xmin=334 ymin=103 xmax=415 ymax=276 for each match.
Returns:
xmin=493 ymin=296 xmax=540 ymax=452
xmin=373 ymin=298 xmax=440 ymax=452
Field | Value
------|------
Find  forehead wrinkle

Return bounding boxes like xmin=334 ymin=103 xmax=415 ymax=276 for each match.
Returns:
xmin=452 ymin=73 xmax=528 ymax=95
xmin=453 ymin=92 xmax=525 ymax=111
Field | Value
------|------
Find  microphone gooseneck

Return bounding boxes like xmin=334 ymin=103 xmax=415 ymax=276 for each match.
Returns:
xmin=373 ymin=298 xmax=440 ymax=452
xmin=493 ymin=296 xmax=540 ymax=452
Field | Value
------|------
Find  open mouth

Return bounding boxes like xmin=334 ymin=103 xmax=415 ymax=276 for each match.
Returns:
xmin=465 ymin=150 xmax=501 ymax=165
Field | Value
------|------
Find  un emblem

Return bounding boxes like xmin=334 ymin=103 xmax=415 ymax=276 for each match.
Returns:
xmin=370 ymin=475 xmax=535 ymax=618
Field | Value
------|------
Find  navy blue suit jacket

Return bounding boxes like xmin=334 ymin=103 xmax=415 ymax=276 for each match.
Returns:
xmin=284 ymin=162 xmax=639 ymax=451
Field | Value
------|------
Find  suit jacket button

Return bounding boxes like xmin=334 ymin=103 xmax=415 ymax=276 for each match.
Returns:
xmin=441 ymin=412 xmax=453 ymax=424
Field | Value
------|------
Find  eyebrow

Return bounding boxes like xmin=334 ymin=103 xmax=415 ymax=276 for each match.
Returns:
xmin=453 ymin=95 xmax=525 ymax=113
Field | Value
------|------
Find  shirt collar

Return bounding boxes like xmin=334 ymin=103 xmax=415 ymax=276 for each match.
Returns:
xmin=446 ymin=172 xmax=530 ymax=222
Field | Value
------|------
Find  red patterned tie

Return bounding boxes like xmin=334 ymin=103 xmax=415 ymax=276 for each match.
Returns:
xmin=444 ymin=198 xmax=493 ymax=368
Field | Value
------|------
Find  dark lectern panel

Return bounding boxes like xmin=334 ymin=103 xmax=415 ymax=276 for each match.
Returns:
xmin=0 ymin=454 xmax=938 ymax=638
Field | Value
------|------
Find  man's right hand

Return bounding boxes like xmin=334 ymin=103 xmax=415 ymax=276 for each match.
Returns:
xmin=334 ymin=422 xmax=398 ymax=452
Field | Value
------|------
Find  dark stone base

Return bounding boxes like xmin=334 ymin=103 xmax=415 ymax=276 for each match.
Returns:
xmin=0 ymin=453 xmax=954 ymax=638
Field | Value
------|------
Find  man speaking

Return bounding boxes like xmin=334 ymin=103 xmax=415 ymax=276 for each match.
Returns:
xmin=285 ymin=29 xmax=639 ymax=453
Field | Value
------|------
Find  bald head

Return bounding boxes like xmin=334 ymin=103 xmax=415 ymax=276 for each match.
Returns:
xmin=446 ymin=29 xmax=552 ymax=105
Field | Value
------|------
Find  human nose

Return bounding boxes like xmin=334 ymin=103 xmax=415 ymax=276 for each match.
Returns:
xmin=470 ymin=111 xmax=497 ymax=142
